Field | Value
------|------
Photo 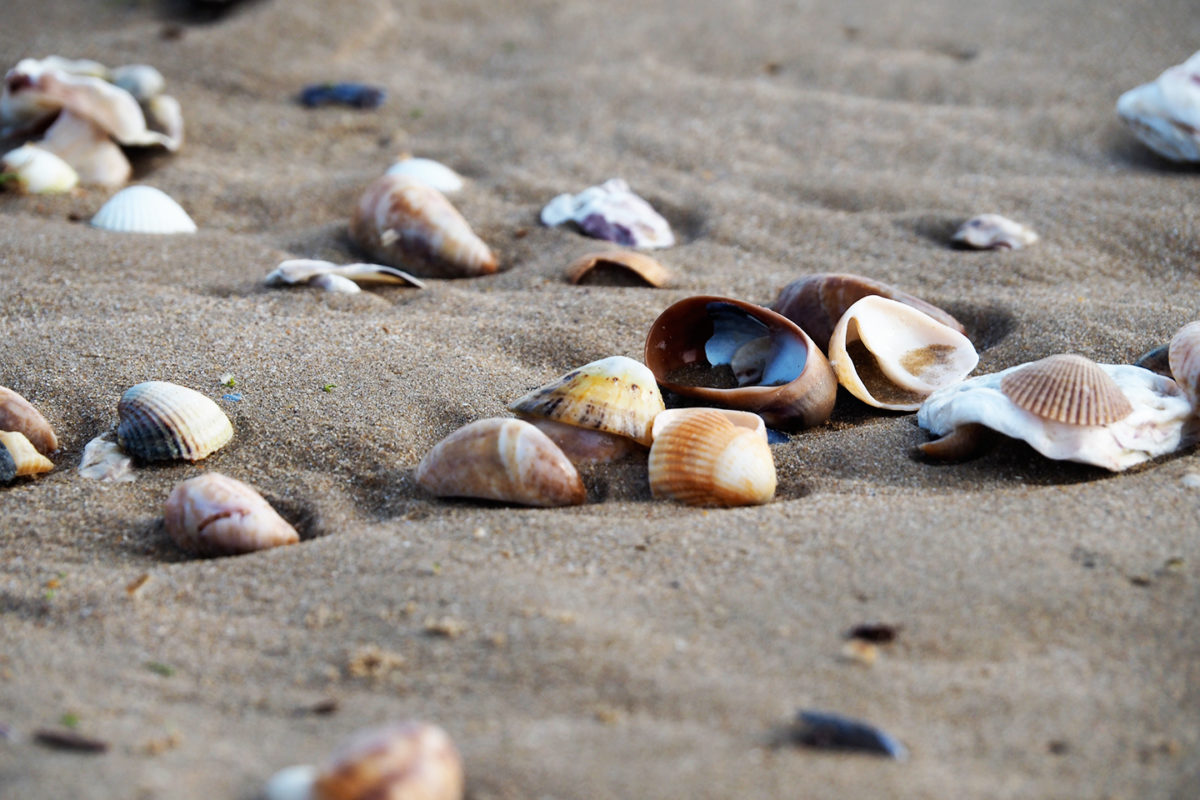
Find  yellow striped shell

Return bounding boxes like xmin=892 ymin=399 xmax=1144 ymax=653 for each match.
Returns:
xmin=0 ymin=430 xmax=54 ymax=482
xmin=164 ymin=473 xmax=299 ymax=556
xmin=116 ymin=381 xmax=233 ymax=462
xmin=648 ymin=408 xmax=776 ymax=507
xmin=999 ymin=354 xmax=1132 ymax=425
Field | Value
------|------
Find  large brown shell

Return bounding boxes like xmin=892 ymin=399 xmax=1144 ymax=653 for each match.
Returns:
xmin=415 ymin=418 xmax=586 ymax=507
xmin=313 ymin=721 xmax=464 ymax=800
xmin=564 ymin=250 xmax=670 ymax=287
xmin=772 ymin=273 xmax=965 ymax=352
xmin=349 ymin=174 xmax=498 ymax=279
xmin=999 ymin=354 xmax=1133 ymax=426
xmin=163 ymin=473 xmax=299 ymax=557
xmin=648 ymin=408 xmax=776 ymax=507
xmin=1168 ymin=320 xmax=1200 ymax=410
xmin=0 ymin=386 xmax=57 ymax=456
xmin=644 ymin=296 xmax=836 ymax=430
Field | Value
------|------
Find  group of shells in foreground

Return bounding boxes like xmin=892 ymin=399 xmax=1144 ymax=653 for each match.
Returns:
xmin=6 ymin=46 xmax=1200 ymax=796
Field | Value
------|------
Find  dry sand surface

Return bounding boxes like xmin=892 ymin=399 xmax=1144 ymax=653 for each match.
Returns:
xmin=2 ymin=0 xmax=1200 ymax=797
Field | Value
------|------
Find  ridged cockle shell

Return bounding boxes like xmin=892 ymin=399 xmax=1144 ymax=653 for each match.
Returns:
xmin=117 ymin=381 xmax=233 ymax=462
xmin=0 ymin=385 xmax=58 ymax=456
xmin=951 ymin=214 xmax=1039 ymax=251
xmin=1168 ymin=320 xmax=1200 ymax=412
xmin=828 ymin=296 xmax=978 ymax=411
xmin=91 ymin=185 xmax=197 ymax=234
xmin=0 ymin=430 xmax=53 ymax=483
xmin=349 ymin=174 xmax=497 ymax=279
xmin=508 ymin=356 xmax=665 ymax=463
xmin=164 ymin=473 xmax=299 ymax=556
xmin=1116 ymin=50 xmax=1200 ymax=162
xmin=416 ymin=418 xmax=586 ymax=506
xmin=648 ymin=408 xmax=776 ymax=507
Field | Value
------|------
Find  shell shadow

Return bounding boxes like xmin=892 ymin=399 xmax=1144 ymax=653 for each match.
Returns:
xmin=1103 ymin=127 xmax=1200 ymax=174
xmin=157 ymin=0 xmax=269 ymax=25
xmin=939 ymin=302 xmax=1016 ymax=352
xmin=904 ymin=214 xmax=963 ymax=247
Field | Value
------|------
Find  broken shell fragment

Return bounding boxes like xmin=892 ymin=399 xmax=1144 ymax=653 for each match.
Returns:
xmin=0 ymin=143 xmax=78 ymax=194
xmin=264 ymin=259 xmax=425 ymax=291
xmin=1117 ymin=50 xmax=1200 ymax=162
xmin=0 ymin=430 xmax=54 ymax=482
xmin=645 ymin=296 xmax=837 ymax=429
xmin=116 ymin=381 xmax=233 ymax=462
xmin=648 ymin=408 xmax=775 ymax=507
xmin=314 ymin=722 xmax=464 ymax=800
xmin=386 ymin=156 xmax=464 ymax=193
xmin=508 ymin=356 xmax=665 ymax=463
xmin=1168 ymin=320 xmax=1200 ymax=411
xmin=0 ymin=386 xmax=58 ymax=456
xmin=416 ymin=418 xmax=586 ymax=507
xmin=917 ymin=360 xmax=1195 ymax=471
xmin=78 ymin=432 xmax=134 ymax=482
xmin=164 ymin=473 xmax=299 ymax=556
xmin=91 ymin=185 xmax=197 ymax=234
xmin=349 ymin=174 xmax=497 ymax=279
xmin=772 ymin=273 xmax=965 ymax=352
xmin=564 ymin=250 xmax=670 ymax=287
xmin=541 ymin=178 xmax=674 ymax=249
xmin=828 ymin=295 xmax=978 ymax=411
xmin=951 ymin=214 xmax=1039 ymax=250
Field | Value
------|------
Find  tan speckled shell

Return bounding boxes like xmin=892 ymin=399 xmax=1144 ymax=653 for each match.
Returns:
xmin=648 ymin=408 xmax=775 ymax=507
xmin=0 ymin=386 xmax=57 ymax=455
xmin=564 ymin=250 xmax=670 ymax=287
xmin=163 ymin=473 xmax=299 ymax=556
xmin=349 ymin=174 xmax=497 ymax=279
xmin=117 ymin=381 xmax=233 ymax=462
xmin=0 ymin=430 xmax=54 ymax=482
xmin=1000 ymin=354 xmax=1133 ymax=426
xmin=1168 ymin=320 xmax=1200 ymax=410
xmin=313 ymin=722 xmax=464 ymax=800
xmin=416 ymin=418 xmax=586 ymax=507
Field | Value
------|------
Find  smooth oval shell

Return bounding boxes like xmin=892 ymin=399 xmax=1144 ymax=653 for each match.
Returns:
xmin=416 ymin=418 xmax=586 ymax=507
xmin=349 ymin=174 xmax=497 ymax=279
xmin=509 ymin=356 xmax=665 ymax=449
xmin=0 ymin=385 xmax=58 ymax=455
xmin=644 ymin=296 xmax=837 ymax=430
xmin=648 ymin=408 xmax=775 ymax=507
xmin=91 ymin=185 xmax=197 ymax=234
xmin=164 ymin=473 xmax=299 ymax=556
xmin=117 ymin=381 xmax=233 ymax=462
xmin=772 ymin=273 xmax=965 ymax=352
xmin=951 ymin=214 xmax=1039 ymax=250
xmin=0 ymin=430 xmax=54 ymax=482
xmin=313 ymin=721 xmax=464 ymax=800
xmin=1169 ymin=320 xmax=1200 ymax=411
xmin=564 ymin=250 xmax=670 ymax=287
xmin=828 ymin=296 xmax=978 ymax=411
xmin=0 ymin=143 xmax=78 ymax=194
xmin=1000 ymin=354 xmax=1133 ymax=426
xmin=385 ymin=157 xmax=464 ymax=193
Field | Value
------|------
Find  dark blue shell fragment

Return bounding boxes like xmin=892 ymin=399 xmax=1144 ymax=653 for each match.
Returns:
xmin=790 ymin=710 xmax=908 ymax=759
xmin=298 ymin=83 xmax=386 ymax=109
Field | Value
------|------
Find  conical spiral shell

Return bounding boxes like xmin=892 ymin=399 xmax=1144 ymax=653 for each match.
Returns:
xmin=648 ymin=408 xmax=776 ymax=507
xmin=349 ymin=174 xmax=497 ymax=279
xmin=117 ymin=381 xmax=233 ymax=462
xmin=0 ymin=430 xmax=54 ymax=482
xmin=999 ymin=354 xmax=1133 ymax=426
xmin=313 ymin=721 xmax=464 ymax=800
xmin=416 ymin=418 xmax=586 ymax=507
xmin=1168 ymin=320 xmax=1200 ymax=411
xmin=0 ymin=386 xmax=58 ymax=455
xmin=164 ymin=473 xmax=299 ymax=556
xmin=90 ymin=185 xmax=197 ymax=234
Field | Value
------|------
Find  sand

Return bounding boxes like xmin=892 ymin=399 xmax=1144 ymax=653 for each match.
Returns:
xmin=2 ymin=0 xmax=1199 ymax=797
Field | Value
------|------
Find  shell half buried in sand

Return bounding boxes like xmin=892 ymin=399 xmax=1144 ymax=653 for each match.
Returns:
xmin=1116 ymin=49 xmax=1200 ymax=162
xmin=828 ymin=295 xmax=978 ymax=411
xmin=917 ymin=359 xmax=1196 ymax=471
xmin=91 ymin=185 xmax=197 ymax=234
xmin=164 ymin=473 xmax=299 ymax=556
xmin=648 ymin=408 xmax=776 ymax=507
xmin=0 ymin=430 xmax=54 ymax=483
xmin=951 ymin=214 xmax=1039 ymax=250
xmin=116 ymin=381 xmax=233 ymax=462
xmin=541 ymin=178 xmax=674 ymax=249
xmin=265 ymin=259 xmax=426 ymax=292
xmin=0 ymin=143 xmax=78 ymax=194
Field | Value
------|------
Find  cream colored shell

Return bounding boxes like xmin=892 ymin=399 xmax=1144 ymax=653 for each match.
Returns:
xmin=0 ymin=430 xmax=54 ymax=482
xmin=91 ymin=185 xmax=197 ymax=234
xmin=648 ymin=408 xmax=776 ymax=507
xmin=164 ymin=473 xmax=299 ymax=556
xmin=564 ymin=250 xmax=670 ymax=287
xmin=117 ymin=381 xmax=233 ymax=462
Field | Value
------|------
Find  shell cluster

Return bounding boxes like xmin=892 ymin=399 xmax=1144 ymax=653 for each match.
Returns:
xmin=164 ymin=473 xmax=299 ymax=556
xmin=1117 ymin=49 xmax=1200 ymax=162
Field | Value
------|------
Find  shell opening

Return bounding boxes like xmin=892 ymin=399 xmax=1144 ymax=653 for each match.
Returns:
xmin=699 ymin=302 xmax=807 ymax=388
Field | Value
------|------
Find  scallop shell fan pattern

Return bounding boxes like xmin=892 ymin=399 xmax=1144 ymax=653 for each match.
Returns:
xmin=91 ymin=185 xmax=197 ymax=234
xmin=999 ymin=354 xmax=1133 ymax=426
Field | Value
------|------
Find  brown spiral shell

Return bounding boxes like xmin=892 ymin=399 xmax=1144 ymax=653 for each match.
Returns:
xmin=999 ymin=354 xmax=1133 ymax=426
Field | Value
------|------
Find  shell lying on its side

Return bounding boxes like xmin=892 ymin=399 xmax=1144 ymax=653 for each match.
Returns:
xmin=564 ymin=250 xmax=670 ymax=287
xmin=349 ymin=174 xmax=497 ymax=279
xmin=0 ymin=386 xmax=58 ymax=455
xmin=117 ymin=381 xmax=233 ymax=462
xmin=951 ymin=214 xmax=1039 ymax=250
xmin=541 ymin=178 xmax=674 ymax=249
xmin=1168 ymin=320 xmax=1200 ymax=411
xmin=264 ymin=259 xmax=425 ymax=291
xmin=1116 ymin=50 xmax=1200 ymax=162
xmin=416 ymin=418 xmax=586 ymax=507
xmin=91 ymin=185 xmax=197 ymax=234
xmin=164 ymin=473 xmax=299 ymax=556
xmin=0 ymin=430 xmax=53 ymax=483
xmin=648 ymin=408 xmax=776 ymax=507
xmin=385 ymin=156 xmax=464 ymax=193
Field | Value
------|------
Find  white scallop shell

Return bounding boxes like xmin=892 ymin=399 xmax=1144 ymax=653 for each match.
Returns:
xmin=385 ymin=157 xmax=464 ymax=193
xmin=91 ymin=185 xmax=196 ymax=234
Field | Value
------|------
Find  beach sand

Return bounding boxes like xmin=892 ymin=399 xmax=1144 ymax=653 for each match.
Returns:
xmin=2 ymin=1 xmax=1199 ymax=797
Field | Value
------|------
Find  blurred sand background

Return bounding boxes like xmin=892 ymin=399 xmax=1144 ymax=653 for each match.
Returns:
xmin=2 ymin=0 xmax=1200 ymax=797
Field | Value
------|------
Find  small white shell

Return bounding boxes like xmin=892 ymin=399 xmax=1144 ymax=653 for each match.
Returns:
xmin=163 ymin=473 xmax=300 ymax=556
xmin=91 ymin=186 xmax=197 ymax=234
xmin=265 ymin=259 xmax=425 ymax=290
xmin=0 ymin=144 xmax=78 ymax=194
xmin=1117 ymin=50 xmax=1200 ymax=162
xmin=310 ymin=273 xmax=362 ymax=294
xmin=78 ymin=432 xmax=135 ymax=482
xmin=263 ymin=765 xmax=318 ymax=800
xmin=951 ymin=214 xmax=1039 ymax=250
xmin=541 ymin=178 xmax=675 ymax=249
xmin=385 ymin=157 xmax=464 ymax=193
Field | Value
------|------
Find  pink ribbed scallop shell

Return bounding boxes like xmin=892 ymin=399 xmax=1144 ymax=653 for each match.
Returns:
xmin=999 ymin=354 xmax=1132 ymax=426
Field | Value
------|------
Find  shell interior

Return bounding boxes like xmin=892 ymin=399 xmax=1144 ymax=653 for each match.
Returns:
xmin=703 ymin=302 xmax=807 ymax=387
xmin=999 ymin=354 xmax=1134 ymax=426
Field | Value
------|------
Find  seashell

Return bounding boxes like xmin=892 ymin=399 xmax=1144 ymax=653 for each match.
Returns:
xmin=116 ymin=381 xmax=233 ymax=462
xmin=999 ymin=354 xmax=1133 ymax=426
xmin=0 ymin=386 xmax=58 ymax=455
xmin=0 ymin=144 xmax=78 ymax=194
xmin=91 ymin=185 xmax=197 ymax=234
xmin=648 ymin=408 xmax=775 ymax=507
xmin=78 ymin=432 xmax=134 ymax=482
xmin=541 ymin=178 xmax=674 ymax=249
xmin=951 ymin=214 xmax=1039 ymax=250
xmin=299 ymin=82 xmax=386 ymax=109
xmin=313 ymin=722 xmax=464 ymax=800
xmin=772 ymin=273 xmax=965 ymax=352
xmin=350 ymin=174 xmax=497 ymax=279
xmin=651 ymin=407 xmax=766 ymax=441
xmin=644 ymin=296 xmax=837 ymax=429
xmin=828 ymin=295 xmax=978 ymax=412
xmin=110 ymin=64 xmax=166 ymax=102
xmin=1116 ymin=50 xmax=1200 ymax=162
xmin=564 ymin=250 xmax=670 ymax=287
xmin=1169 ymin=320 xmax=1200 ymax=411
xmin=416 ymin=418 xmax=586 ymax=506
xmin=163 ymin=473 xmax=299 ymax=556
xmin=917 ymin=360 xmax=1195 ymax=471
xmin=386 ymin=156 xmax=464 ymax=193
xmin=310 ymin=273 xmax=361 ymax=294
xmin=141 ymin=94 xmax=184 ymax=151
xmin=0 ymin=430 xmax=53 ymax=483
xmin=788 ymin=710 xmax=908 ymax=760
xmin=264 ymin=765 xmax=319 ymax=800
xmin=265 ymin=259 xmax=426 ymax=291
xmin=508 ymin=356 xmax=665 ymax=463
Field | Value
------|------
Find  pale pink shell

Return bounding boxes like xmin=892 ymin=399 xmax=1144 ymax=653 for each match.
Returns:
xmin=163 ymin=473 xmax=299 ymax=556
xmin=313 ymin=721 xmax=464 ymax=800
